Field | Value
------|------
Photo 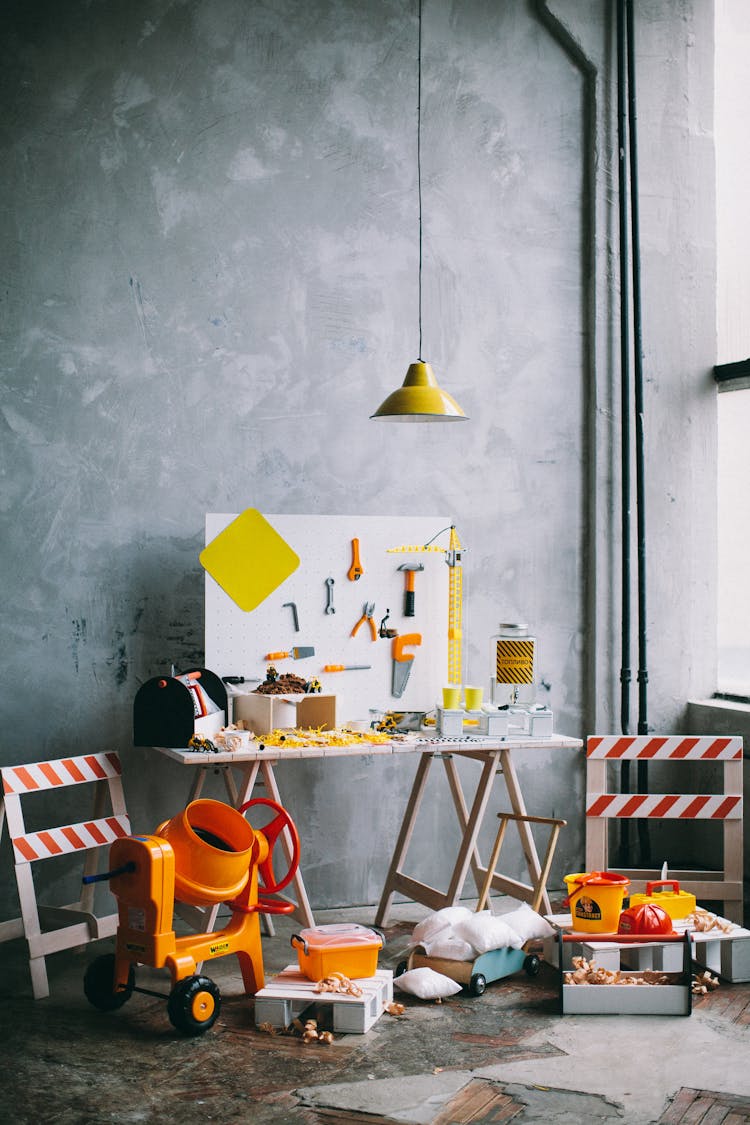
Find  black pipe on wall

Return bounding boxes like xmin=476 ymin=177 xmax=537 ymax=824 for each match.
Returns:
xmin=616 ymin=0 xmax=650 ymax=866
xmin=616 ymin=0 xmax=632 ymax=860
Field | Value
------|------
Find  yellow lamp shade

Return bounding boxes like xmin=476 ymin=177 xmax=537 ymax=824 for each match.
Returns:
xmin=371 ymin=361 xmax=468 ymax=422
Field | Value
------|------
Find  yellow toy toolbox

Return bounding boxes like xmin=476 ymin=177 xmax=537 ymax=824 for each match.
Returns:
xmin=628 ymin=880 xmax=696 ymax=921
xmin=291 ymin=923 xmax=383 ymax=981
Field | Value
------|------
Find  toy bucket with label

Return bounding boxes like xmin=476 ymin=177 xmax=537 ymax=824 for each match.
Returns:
xmin=563 ymin=871 xmax=631 ymax=933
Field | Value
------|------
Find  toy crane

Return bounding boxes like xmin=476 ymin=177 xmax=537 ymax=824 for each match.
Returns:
xmin=445 ymin=525 xmax=463 ymax=686
xmin=387 ymin=524 xmax=464 ymax=686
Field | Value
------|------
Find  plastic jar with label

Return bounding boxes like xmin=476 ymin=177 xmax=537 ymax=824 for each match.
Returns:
xmin=490 ymin=623 xmax=536 ymax=705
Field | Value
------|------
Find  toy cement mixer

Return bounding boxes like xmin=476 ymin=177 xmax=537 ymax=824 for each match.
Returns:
xmin=83 ymin=797 xmax=300 ymax=1035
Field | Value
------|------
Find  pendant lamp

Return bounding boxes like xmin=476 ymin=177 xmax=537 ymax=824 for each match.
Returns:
xmin=371 ymin=0 xmax=468 ymax=422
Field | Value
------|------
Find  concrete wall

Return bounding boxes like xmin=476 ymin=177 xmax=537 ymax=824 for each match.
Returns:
xmin=0 ymin=0 xmax=718 ymax=915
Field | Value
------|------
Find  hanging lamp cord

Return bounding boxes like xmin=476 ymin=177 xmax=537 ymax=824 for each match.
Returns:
xmin=417 ymin=0 xmax=423 ymax=361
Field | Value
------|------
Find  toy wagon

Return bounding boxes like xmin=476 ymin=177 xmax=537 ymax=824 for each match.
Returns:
xmin=397 ymin=942 xmax=541 ymax=997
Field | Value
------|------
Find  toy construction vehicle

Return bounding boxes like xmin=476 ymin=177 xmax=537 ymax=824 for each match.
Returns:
xmin=83 ymin=797 xmax=300 ymax=1036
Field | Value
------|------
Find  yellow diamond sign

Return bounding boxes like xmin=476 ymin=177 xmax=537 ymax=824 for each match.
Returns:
xmin=199 ymin=509 xmax=299 ymax=612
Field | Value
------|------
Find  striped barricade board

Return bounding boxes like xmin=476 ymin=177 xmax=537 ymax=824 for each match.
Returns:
xmin=585 ymin=735 xmax=744 ymax=925
xmin=0 ymin=752 xmax=130 ymax=999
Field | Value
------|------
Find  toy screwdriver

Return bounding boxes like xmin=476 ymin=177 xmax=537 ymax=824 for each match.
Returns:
xmin=323 ymin=664 xmax=372 ymax=672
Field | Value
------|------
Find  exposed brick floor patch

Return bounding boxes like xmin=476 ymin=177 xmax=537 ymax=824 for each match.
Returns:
xmin=658 ymin=1087 xmax=750 ymax=1123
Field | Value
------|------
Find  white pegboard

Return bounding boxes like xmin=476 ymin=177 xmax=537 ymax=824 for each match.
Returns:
xmin=204 ymin=513 xmax=452 ymax=725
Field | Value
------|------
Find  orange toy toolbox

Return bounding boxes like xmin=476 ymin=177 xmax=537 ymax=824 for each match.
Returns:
xmin=291 ymin=923 xmax=383 ymax=981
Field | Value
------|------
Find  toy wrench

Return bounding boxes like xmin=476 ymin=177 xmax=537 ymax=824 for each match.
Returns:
xmin=348 ymin=538 xmax=364 ymax=581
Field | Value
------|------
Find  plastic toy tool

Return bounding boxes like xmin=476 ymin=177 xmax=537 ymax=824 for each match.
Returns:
xmin=83 ymin=797 xmax=300 ymax=1036
xmin=391 ymin=633 xmax=422 ymax=697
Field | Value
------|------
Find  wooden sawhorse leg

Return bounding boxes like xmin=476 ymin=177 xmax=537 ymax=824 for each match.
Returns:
xmin=475 ymin=812 xmax=567 ymax=913
xmin=375 ymin=748 xmax=524 ymax=926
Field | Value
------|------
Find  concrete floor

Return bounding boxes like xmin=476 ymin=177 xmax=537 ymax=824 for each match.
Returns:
xmin=3 ymin=899 xmax=750 ymax=1125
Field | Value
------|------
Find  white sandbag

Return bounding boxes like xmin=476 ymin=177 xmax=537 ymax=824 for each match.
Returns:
xmin=394 ymin=967 xmax=463 ymax=999
xmin=411 ymin=905 xmax=473 ymax=945
xmin=422 ymin=936 xmax=476 ymax=961
xmin=453 ymin=911 xmax=524 ymax=954
xmin=501 ymin=901 xmax=556 ymax=941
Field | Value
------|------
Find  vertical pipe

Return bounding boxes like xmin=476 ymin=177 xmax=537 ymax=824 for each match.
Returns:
xmin=616 ymin=0 xmax=632 ymax=860
xmin=626 ymin=0 xmax=650 ymax=864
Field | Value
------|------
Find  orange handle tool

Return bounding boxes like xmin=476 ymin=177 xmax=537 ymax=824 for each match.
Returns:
xmin=323 ymin=664 xmax=371 ymax=672
xmin=392 ymin=633 xmax=422 ymax=663
xmin=348 ymin=538 xmax=364 ymax=581
xmin=265 ymin=651 xmax=291 ymax=660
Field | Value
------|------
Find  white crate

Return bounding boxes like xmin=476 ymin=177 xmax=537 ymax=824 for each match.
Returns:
xmin=544 ymin=930 xmax=684 ymax=974
xmin=545 ymin=912 xmax=750 ymax=981
xmin=685 ymin=921 xmax=750 ymax=982
xmin=254 ymin=966 xmax=393 ymax=1033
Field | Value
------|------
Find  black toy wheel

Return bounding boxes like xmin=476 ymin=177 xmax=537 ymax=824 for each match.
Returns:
xmin=524 ymin=954 xmax=541 ymax=977
xmin=167 ymin=975 xmax=221 ymax=1036
xmin=395 ymin=959 xmax=409 ymax=978
xmin=84 ymin=954 xmax=134 ymax=1011
xmin=469 ymin=972 xmax=487 ymax=997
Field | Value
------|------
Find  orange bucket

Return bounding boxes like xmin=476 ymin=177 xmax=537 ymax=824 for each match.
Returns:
xmin=156 ymin=799 xmax=255 ymax=906
xmin=563 ymin=871 xmax=630 ymax=933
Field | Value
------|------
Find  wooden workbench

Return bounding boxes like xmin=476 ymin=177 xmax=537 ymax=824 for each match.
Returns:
xmin=156 ymin=732 xmax=582 ymax=929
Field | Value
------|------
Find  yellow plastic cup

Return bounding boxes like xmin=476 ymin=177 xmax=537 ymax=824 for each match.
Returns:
xmin=464 ymin=685 xmax=483 ymax=711
xmin=442 ymin=686 xmax=461 ymax=709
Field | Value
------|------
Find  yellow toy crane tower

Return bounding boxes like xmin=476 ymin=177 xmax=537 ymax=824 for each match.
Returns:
xmin=387 ymin=524 xmax=464 ymax=686
xmin=446 ymin=525 xmax=463 ymax=686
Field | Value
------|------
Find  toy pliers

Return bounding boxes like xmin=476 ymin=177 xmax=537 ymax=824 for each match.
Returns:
xmin=351 ymin=602 xmax=377 ymax=641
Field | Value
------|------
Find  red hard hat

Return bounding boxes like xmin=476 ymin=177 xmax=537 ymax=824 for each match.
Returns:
xmin=618 ymin=902 xmax=673 ymax=936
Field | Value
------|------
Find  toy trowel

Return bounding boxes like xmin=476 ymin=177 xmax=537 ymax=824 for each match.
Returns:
xmin=265 ymin=647 xmax=315 ymax=660
xmin=391 ymin=633 xmax=422 ymax=697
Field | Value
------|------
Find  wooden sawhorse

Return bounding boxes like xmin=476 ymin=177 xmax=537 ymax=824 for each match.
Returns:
xmin=375 ymin=737 xmax=581 ymax=926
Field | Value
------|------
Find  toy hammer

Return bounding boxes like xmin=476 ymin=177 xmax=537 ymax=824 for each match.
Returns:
xmin=398 ymin=563 xmax=424 ymax=617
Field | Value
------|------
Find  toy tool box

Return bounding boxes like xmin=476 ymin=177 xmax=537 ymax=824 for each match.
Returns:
xmin=291 ymin=923 xmax=383 ymax=981
xmin=628 ymin=880 xmax=696 ymax=920
xmin=133 ymin=668 xmax=227 ymax=746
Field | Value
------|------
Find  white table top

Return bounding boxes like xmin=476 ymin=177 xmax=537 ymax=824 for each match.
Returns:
xmin=154 ymin=733 xmax=583 ymax=766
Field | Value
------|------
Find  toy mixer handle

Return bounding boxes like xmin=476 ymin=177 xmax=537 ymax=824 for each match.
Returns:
xmin=238 ymin=797 xmax=301 ymax=895
xmin=645 ymin=879 xmax=680 ymax=895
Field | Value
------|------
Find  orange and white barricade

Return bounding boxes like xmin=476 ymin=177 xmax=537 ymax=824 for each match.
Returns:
xmin=585 ymin=735 xmax=743 ymax=924
xmin=0 ymin=752 xmax=130 ymax=998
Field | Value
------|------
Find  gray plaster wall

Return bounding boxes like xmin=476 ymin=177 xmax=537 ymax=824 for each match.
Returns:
xmin=0 ymin=0 xmax=718 ymax=916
